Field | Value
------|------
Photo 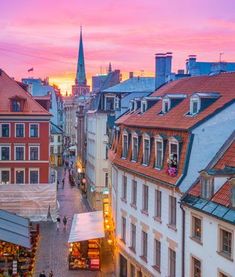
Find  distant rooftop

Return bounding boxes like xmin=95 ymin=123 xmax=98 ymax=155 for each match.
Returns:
xmin=102 ymin=77 xmax=155 ymax=94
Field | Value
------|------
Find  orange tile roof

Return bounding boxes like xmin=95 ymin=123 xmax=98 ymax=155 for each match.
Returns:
xmin=117 ymin=72 xmax=235 ymax=130
xmin=212 ymin=181 xmax=231 ymax=207
xmin=0 ymin=70 xmax=50 ymax=116
xmin=214 ymin=141 xmax=235 ymax=169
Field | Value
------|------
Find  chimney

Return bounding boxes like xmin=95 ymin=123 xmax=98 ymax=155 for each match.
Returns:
xmin=186 ymin=55 xmax=197 ymax=75
xmin=155 ymin=52 xmax=172 ymax=89
xmin=129 ymin=72 xmax=134 ymax=78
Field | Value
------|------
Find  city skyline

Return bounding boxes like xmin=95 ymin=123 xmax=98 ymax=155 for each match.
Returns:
xmin=1 ymin=0 xmax=235 ymax=94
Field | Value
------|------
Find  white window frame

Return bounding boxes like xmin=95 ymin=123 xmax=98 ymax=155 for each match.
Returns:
xmin=0 ymin=123 xmax=10 ymax=138
xmin=162 ymin=98 xmax=170 ymax=113
xmin=218 ymin=226 xmax=233 ymax=259
xmin=14 ymin=145 xmax=25 ymax=161
xmin=142 ymin=184 xmax=149 ymax=212
xmin=169 ymin=137 xmax=179 ymax=163
xmin=155 ymin=136 xmax=164 ymax=169
xmin=14 ymin=168 xmax=25 ymax=184
xmin=191 ymin=256 xmax=202 ymax=277
xmin=190 ymin=95 xmax=201 ymax=115
xmin=201 ymin=175 xmax=214 ymax=199
xmin=132 ymin=134 xmax=138 ymax=162
xmin=191 ymin=213 xmax=202 ymax=243
xmin=122 ymin=131 xmax=128 ymax=159
xmin=29 ymin=168 xmax=39 ymax=184
xmin=0 ymin=145 xmax=11 ymax=161
xmin=0 ymin=168 xmax=11 ymax=184
xmin=15 ymin=123 xmax=25 ymax=138
xmin=131 ymin=179 xmax=137 ymax=206
xmin=29 ymin=145 xmax=40 ymax=161
xmin=142 ymin=134 xmax=150 ymax=166
xmin=141 ymin=101 xmax=147 ymax=113
xmin=29 ymin=123 xmax=39 ymax=138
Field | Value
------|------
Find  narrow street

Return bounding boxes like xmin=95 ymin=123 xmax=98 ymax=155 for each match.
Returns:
xmin=34 ymin=167 xmax=102 ymax=277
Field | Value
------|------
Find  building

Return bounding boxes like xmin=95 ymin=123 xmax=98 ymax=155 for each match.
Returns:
xmin=50 ymin=122 xmax=63 ymax=167
xmin=186 ymin=54 xmax=235 ymax=76
xmin=0 ymin=69 xmax=51 ymax=184
xmin=182 ymin=131 xmax=235 ymax=277
xmin=109 ymin=72 xmax=235 ymax=277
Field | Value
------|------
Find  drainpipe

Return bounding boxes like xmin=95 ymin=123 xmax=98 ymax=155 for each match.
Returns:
xmin=180 ymin=203 xmax=185 ymax=277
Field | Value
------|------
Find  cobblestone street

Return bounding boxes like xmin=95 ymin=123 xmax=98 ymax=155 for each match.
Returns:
xmin=34 ymin=167 xmax=109 ymax=277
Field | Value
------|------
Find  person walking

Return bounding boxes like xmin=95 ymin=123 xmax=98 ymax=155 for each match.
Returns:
xmin=49 ymin=270 xmax=53 ymax=277
xmin=63 ymin=215 xmax=67 ymax=230
xmin=39 ymin=270 xmax=46 ymax=277
xmin=62 ymin=178 xmax=64 ymax=189
xmin=56 ymin=216 xmax=60 ymax=231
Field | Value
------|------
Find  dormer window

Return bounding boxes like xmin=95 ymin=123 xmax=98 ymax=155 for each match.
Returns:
xmin=132 ymin=134 xmax=138 ymax=162
xmin=201 ymin=175 xmax=214 ymax=199
xmin=167 ymin=137 xmax=180 ymax=177
xmin=129 ymin=101 xmax=134 ymax=112
xmin=143 ymin=134 xmax=150 ymax=165
xmin=10 ymin=96 xmax=26 ymax=112
xmin=162 ymin=99 xmax=170 ymax=113
xmin=12 ymin=100 xmax=21 ymax=112
xmin=190 ymin=95 xmax=200 ymax=115
xmin=115 ymin=97 xmax=120 ymax=109
xmin=122 ymin=131 xmax=128 ymax=159
xmin=141 ymin=101 xmax=147 ymax=113
xmin=155 ymin=136 xmax=164 ymax=169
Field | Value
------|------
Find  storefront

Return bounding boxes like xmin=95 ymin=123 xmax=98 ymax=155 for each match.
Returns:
xmin=0 ymin=210 xmax=39 ymax=276
xmin=68 ymin=211 xmax=104 ymax=271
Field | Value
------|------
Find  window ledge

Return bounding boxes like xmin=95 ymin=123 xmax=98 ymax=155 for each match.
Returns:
xmin=121 ymin=198 xmax=127 ymax=204
xmin=152 ymin=265 xmax=161 ymax=273
xmin=217 ymin=251 xmax=233 ymax=262
xmin=131 ymin=160 xmax=137 ymax=163
xmin=167 ymin=224 xmax=177 ymax=232
xmin=139 ymin=256 xmax=147 ymax=263
xmin=153 ymin=216 xmax=162 ymax=224
xmin=129 ymin=246 xmax=136 ymax=254
xmin=141 ymin=209 xmax=149 ymax=216
xmin=130 ymin=203 xmax=137 ymax=210
xmin=190 ymin=236 xmax=203 ymax=245
xmin=121 ymin=157 xmax=127 ymax=160
xmin=142 ymin=163 xmax=149 ymax=167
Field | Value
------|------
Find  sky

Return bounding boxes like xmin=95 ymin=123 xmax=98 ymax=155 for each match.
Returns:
xmin=1 ymin=0 xmax=235 ymax=94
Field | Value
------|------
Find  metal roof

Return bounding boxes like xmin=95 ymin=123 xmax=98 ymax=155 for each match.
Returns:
xmin=0 ymin=209 xmax=30 ymax=248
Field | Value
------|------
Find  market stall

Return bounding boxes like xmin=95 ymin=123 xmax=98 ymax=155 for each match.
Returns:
xmin=0 ymin=210 xmax=39 ymax=276
xmin=68 ymin=211 xmax=104 ymax=271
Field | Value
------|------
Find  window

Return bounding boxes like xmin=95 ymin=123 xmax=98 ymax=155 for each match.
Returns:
xmin=121 ymin=217 xmax=126 ymax=243
xmin=155 ymin=140 xmax=163 ymax=169
xmin=58 ymin=135 xmax=61 ymax=142
xmin=131 ymin=180 xmax=137 ymax=206
xmin=141 ymin=101 xmax=147 ymax=113
xmin=142 ymin=184 xmax=149 ymax=213
xmin=15 ymin=146 xmax=24 ymax=160
xmin=122 ymin=134 xmax=128 ymax=158
xmin=192 ymin=257 xmax=201 ymax=277
xmin=132 ymin=136 xmax=138 ymax=161
xmin=122 ymin=175 xmax=127 ymax=201
xmin=105 ymin=172 xmax=108 ymax=188
xmin=169 ymin=196 xmax=176 ymax=227
xmin=169 ymin=248 xmax=176 ymax=277
xmin=105 ymin=144 xmax=109 ymax=160
xmin=192 ymin=216 xmax=202 ymax=241
xmin=163 ymin=99 xmax=170 ymax=113
xmin=192 ymin=100 xmax=199 ymax=114
xmin=219 ymin=228 xmax=232 ymax=258
xmin=0 ymin=146 xmax=10 ymax=160
xmin=30 ymin=124 xmax=39 ymax=137
xmin=51 ymin=136 xmax=54 ymax=143
xmin=143 ymin=138 xmax=150 ymax=165
xmin=50 ymin=146 xmax=54 ymax=154
xmin=105 ymin=97 xmax=115 ymax=111
xmin=30 ymin=170 xmax=39 ymax=184
xmin=1 ymin=124 xmax=10 ymax=137
xmin=15 ymin=124 xmax=24 ymax=137
xmin=169 ymin=142 xmax=178 ymax=164
xmin=12 ymin=100 xmax=21 ymax=112
xmin=15 ymin=170 xmax=24 ymax=184
xmin=155 ymin=190 xmax=162 ymax=219
xmin=29 ymin=146 xmax=39 ymax=160
xmin=130 ymin=223 xmax=136 ymax=251
xmin=0 ymin=170 xmax=10 ymax=184
xmin=201 ymin=176 xmax=214 ymax=199
xmin=154 ymin=239 xmax=161 ymax=271
xmin=130 ymin=264 xmax=135 ymax=277
xmin=142 ymin=231 xmax=148 ymax=260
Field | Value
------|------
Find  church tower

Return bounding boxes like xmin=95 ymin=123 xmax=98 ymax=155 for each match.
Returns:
xmin=72 ymin=27 xmax=90 ymax=96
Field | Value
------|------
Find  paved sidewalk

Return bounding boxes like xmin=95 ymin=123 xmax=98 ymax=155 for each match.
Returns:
xmin=34 ymin=168 xmax=100 ymax=277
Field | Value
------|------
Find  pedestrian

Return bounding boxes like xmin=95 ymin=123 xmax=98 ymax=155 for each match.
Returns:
xmin=39 ymin=270 xmax=46 ymax=277
xmin=57 ymin=180 xmax=59 ymax=189
xmin=56 ymin=216 xmax=60 ymax=231
xmin=49 ymin=270 xmax=53 ymax=277
xmin=62 ymin=178 xmax=64 ymax=189
xmin=63 ymin=215 xmax=67 ymax=230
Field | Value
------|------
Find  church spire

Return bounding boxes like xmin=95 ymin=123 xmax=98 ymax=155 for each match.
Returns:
xmin=76 ymin=26 xmax=87 ymax=85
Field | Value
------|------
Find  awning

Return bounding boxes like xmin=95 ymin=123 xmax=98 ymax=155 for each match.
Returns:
xmin=0 ymin=209 xmax=30 ymax=248
xmin=68 ymin=211 xmax=104 ymax=243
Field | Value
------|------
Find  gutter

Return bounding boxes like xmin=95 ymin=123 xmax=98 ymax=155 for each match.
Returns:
xmin=180 ymin=202 xmax=185 ymax=277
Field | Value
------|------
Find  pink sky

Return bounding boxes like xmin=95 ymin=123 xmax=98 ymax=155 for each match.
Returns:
xmin=1 ymin=0 xmax=235 ymax=93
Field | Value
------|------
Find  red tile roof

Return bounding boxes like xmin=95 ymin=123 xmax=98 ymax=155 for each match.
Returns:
xmin=0 ymin=70 xmax=50 ymax=116
xmin=117 ymin=73 xmax=235 ymax=130
xmin=212 ymin=181 xmax=231 ymax=207
xmin=214 ymin=141 xmax=235 ymax=169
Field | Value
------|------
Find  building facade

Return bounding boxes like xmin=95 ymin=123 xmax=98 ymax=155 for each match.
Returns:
xmin=0 ymin=69 xmax=51 ymax=184
xmin=50 ymin=122 xmax=63 ymax=167
xmin=109 ymin=72 xmax=235 ymax=277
